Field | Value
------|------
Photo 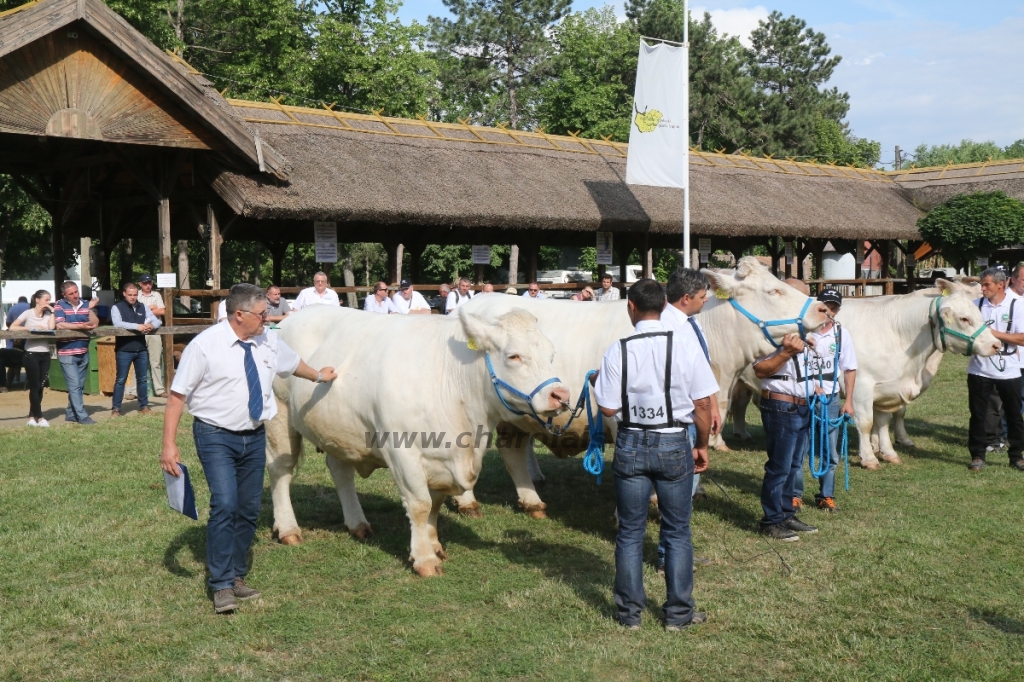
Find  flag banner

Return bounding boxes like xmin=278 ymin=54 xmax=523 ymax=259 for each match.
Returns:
xmin=626 ymin=40 xmax=688 ymax=188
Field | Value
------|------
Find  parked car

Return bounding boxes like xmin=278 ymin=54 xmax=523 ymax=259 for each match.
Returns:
xmin=608 ymin=265 xmax=643 ymax=284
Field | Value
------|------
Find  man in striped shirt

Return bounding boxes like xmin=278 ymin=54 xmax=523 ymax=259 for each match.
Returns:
xmin=54 ymin=281 xmax=99 ymax=424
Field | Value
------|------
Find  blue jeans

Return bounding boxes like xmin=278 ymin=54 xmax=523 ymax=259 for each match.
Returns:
xmin=193 ymin=419 xmax=267 ymax=592
xmin=613 ymin=429 xmax=696 ymax=627
xmin=112 ymin=348 xmax=149 ymax=412
xmin=793 ymin=400 xmax=841 ymax=501
xmin=759 ymin=398 xmax=809 ymax=527
xmin=58 ymin=353 xmax=90 ymax=421
xmin=658 ymin=424 xmax=700 ymax=568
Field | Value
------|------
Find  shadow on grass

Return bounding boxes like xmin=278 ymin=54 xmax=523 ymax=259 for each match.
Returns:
xmin=970 ymin=608 xmax=1024 ymax=635
xmin=163 ymin=526 xmax=205 ymax=578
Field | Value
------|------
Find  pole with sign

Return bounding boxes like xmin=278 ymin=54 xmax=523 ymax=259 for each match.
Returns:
xmin=314 ymin=221 xmax=338 ymax=264
xmin=698 ymin=238 xmax=710 ymax=266
xmin=596 ymin=232 xmax=614 ymax=266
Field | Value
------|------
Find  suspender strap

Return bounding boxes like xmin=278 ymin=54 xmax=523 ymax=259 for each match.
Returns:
xmin=619 ymin=331 xmax=674 ymax=430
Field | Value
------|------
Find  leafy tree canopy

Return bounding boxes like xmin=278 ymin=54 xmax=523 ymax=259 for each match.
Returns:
xmin=910 ymin=139 xmax=1024 ymax=168
xmin=814 ymin=116 xmax=880 ymax=167
xmin=918 ymin=191 xmax=1024 ymax=267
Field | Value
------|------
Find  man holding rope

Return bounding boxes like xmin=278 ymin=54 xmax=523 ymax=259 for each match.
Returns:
xmin=792 ymin=289 xmax=857 ymax=512
xmin=594 ymin=279 xmax=718 ymax=631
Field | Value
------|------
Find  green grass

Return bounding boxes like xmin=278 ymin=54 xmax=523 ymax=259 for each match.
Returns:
xmin=2 ymin=355 xmax=1024 ymax=680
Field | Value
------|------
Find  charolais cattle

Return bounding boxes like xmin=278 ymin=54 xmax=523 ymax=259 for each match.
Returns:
xmin=451 ymin=256 xmax=830 ymax=516
xmin=265 ymin=306 xmax=569 ymax=576
xmin=728 ymin=280 xmax=1000 ymax=469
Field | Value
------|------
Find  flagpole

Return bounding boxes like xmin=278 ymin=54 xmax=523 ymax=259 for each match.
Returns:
xmin=682 ymin=0 xmax=691 ymax=268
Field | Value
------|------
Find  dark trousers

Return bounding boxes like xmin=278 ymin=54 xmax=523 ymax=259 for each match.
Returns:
xmin=112 ymin=348 xmax=149 ymax=412
xmin=613 ymin=429 xmax=695 ymax=627
xmin=193 ymin=418 xmax=266 ymax=592
xmin=968 ymin=373 xmax=1024 ymax=462
xmin=22 ymin=352 xmax=50 ymax=420
xmin=759 ymin=398 xmax=810 ymax=527
xmin=0 ymin=347 xmax=23 ymax=387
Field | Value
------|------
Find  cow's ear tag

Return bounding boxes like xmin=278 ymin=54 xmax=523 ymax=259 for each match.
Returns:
xmin=942 ymin=288 xmax=952 ymax=296
xmin=716 ymin=288 xmax=730 ymax=299
xmin=467 ymin=337 xmax=481 ymax=351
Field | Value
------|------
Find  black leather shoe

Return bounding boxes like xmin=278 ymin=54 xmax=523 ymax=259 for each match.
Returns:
xmin=760 ymin=523 xmax=799 ymax=542
xmin=969 ymin=458 xmax=986 ymax=472
xmin=783 ymin=516 xmax=818 ymax=533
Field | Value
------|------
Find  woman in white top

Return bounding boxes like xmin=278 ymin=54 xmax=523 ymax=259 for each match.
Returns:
xmin=10 ymin=290 xmax=56 ymax=426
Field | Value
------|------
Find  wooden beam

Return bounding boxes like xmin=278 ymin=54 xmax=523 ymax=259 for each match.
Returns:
xmin=208 ymin=204 xmax=222 ymax=289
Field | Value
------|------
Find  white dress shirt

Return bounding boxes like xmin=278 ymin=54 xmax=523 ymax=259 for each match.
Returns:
xmin=970 ymin=294 xmax=1024 ymax=379
xmin=757 ymin=324 xmax=857 ymax=396
xmin=217 ymin=299 xmax=227 ymax=321
xmin=521 ymin=291 xmax=547 ymax=299
xmin=392 ymin=290 xmax=431 ymax=314
xmin=292 ymin=287 xmax=340 ymax=310
xmin=171 ymin=321 xmax=301 ymax=431
xmin=364 ymin=295 xmax=400 ymax=314
xmin=594 ymin=319 xmax=719 ymax=431
xmin=445 ymin=290 xmax=473 ymax=314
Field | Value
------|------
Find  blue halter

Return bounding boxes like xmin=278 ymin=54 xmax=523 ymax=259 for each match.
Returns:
xmin=484 ymin=352 xmax=564 ymax=429
xmin=728 ymin=297 xmax=813 ymax=348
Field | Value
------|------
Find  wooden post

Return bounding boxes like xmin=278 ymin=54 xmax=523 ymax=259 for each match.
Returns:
xmin=641 ymin=233 xmax=653 ymax=279
xmin=525 ymin=244 xmax=538 ymax=284
xmin=207 ymin=204 xmax=221 ymax=289
xmin=159 ymin=195 xmax=174 ymax=390
xmin=475 ymin=263 xmax=485 ymax=285
xmin=177 ymin=239 xmax=190 ymax=308
xmin=408 ymin=243 xmax=424 ymax=283
xmin=617 ymin=237 xmax=630 ymax=290
xmin=51 ymin=218 xmax=66 ymax=297
xmin=508 ymin=245 xmax=519 ymax=285
xmin=79 ymin=237 xmax=92 ymax=298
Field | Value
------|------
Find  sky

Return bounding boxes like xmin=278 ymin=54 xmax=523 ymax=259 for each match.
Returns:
xmin=396 ymin=0 xmax=1024 ymax=168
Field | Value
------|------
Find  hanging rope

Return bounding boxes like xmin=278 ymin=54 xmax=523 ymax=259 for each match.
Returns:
xmin=803 ymin=330 xmax=854 ymax=491
xmin=580 ymin=370 xmax=606 ymax=485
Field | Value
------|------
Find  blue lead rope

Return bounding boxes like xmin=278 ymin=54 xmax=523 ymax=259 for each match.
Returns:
xmin=803 ymin=336 xmax=854 ymax=491
xmin=580 ymin=370 xmax=606 ymax=485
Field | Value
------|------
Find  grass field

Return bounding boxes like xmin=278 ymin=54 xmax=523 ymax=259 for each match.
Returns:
xmin=3 ymin=354 xmax=1024 ymax=680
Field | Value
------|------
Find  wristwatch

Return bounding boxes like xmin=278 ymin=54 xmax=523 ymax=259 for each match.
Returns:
xmin=316 ymin=370 xmax=323 ymax=384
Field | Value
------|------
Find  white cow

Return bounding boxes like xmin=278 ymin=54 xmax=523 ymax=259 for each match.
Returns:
xmin=265 ymin=306 xmax=570 ymax=576
xmin=451 ymin=256 xmax=831 ymax=515
xmin=727 ymin=281 xmax=1000 ymax=468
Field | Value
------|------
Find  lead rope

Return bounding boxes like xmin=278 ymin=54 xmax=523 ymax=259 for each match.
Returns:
xmin=580 ymin=370 xmax=606 ymax=484
xmin=803 ymin=333 xmax=854 ymax=491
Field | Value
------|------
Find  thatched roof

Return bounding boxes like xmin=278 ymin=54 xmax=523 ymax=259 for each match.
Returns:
xmin=204 ymin=100 xmax=924 ymax=240
xmin=892 ymin=159 xmax=1024 ymax=211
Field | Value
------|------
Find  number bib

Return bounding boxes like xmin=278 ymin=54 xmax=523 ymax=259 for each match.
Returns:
xmin=627 ymin=392 xmax=668 ymax=425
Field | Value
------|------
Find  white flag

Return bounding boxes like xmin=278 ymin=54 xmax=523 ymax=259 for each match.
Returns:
xmin=625 ymin=40 xmax=688 ymax=189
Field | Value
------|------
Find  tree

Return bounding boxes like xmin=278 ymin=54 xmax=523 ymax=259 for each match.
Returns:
xmin=918 ymin=192 xmax=1024 ymax=270
xmin=624 ymin=0 xmax=681 ymax=42
xmin=813 ymin=116 xmax=880 ymax=167
xmin=688 ymin=12 xmax=754 ymax=153
xmin=910 ymin=139 xmax=1018 ymax=168
xmin=745 ymin=11 xmax=849 ymax=157
xmin=537 ymin=6 xmax=637 ymax=141
xmin=428 ymin=0 xmax=571 ymax=130
xmin=310 ymin=0 xmax=434 ymax=117
xmin=0 ymin=176 xmax=62 ymax=284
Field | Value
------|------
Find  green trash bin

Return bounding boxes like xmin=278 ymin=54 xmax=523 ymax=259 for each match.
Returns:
xmin=47 ymin=339 xmax=101 ymax=395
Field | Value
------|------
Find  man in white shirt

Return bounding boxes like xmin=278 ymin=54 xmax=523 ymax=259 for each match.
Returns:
xmin=594 ymin=273 xmax=621 ymax=301
xmin=364 ymin=281 xmax=400 ymax=314
xmin=160 ymin=283 xmax=337 ymax=614
xmin=292 ymin=271 xmax=340 ymax=310
xmin=392 ymin=279 xmax=431 ymax=314
xmin=594 ymin=279 xmax=717 ymax=632
xmin=790 ymin=288 xmax=857 ymax=511
xmin=445 ymin=277 xmax=474 ymax=314
xmin=137 ymin=274 xmax=167 ymax=397
xmin=521 ymin=283 xmax=546 ymax=299
xmin=968 ymin=268 xmax=1024 ymax=472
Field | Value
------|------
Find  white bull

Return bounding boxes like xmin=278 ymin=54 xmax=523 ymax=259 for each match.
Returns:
xmin=451 ymin=256 xmax=830 ymax=515
xmin=265 ymin=306 xmax=570 ymax=576
xmin=728 ymin=281 xmax=1000 ymax=468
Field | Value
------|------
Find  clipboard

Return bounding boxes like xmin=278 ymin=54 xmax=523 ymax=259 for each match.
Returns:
xmin=164 ymin=462 xmax=199 ymax=520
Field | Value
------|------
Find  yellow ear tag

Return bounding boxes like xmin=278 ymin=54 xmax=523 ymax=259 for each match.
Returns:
xmin=942 ymin=288 xmax=952 ymax=296
xmin=467 ymin=337 xmax=480 ymax=351
xmin=716 ymin=288 xmax=730 ymax=299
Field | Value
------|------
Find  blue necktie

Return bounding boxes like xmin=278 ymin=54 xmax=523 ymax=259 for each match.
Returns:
xmin=688 ymin=317 xmax=710 ymax=363
xmin=240 ymin=341 xmax=263 ymax=422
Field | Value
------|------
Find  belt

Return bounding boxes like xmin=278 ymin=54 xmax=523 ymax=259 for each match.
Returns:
xmin=621 ymin=420 xmax=691 ymax=433
xmin=761 ymin=389 xmax=807 ymax=406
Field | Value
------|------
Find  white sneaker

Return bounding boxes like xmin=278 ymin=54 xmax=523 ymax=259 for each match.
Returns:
xmin=26 ymin=418 xmax=37 ymax=427
xmin=36 ymin=418 xmax=50 ymax=428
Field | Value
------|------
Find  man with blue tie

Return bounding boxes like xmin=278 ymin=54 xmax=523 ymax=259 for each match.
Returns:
xmin=160 ymin=283 xmax=337 ymax=614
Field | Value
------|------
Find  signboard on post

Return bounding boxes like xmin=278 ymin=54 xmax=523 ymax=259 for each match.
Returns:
xmin=785 ymin=242 xmax=794 ymax=266
xmin=314 ymin=221 xmax=338 ymax=263
xmin=596 ymin=232 xmax=614 ymax=266
xmin=698 ymin=238 xmax=711 ymax=265
xmin=156 ymin=273 xmax=177 ymax=289
xmin=977 ymin=257 xmax=989 ymax=268
xmin=472 ymin=245 xmax=491 ymax=265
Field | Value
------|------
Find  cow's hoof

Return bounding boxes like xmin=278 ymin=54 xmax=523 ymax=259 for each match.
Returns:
xmin=347 ymin=523 xmax=374 ymax=539
xmin=712 ymin=441 xmax=731 ymax=452
xmin=457 ymin=502 xmax=483 ymax=518
xmin=413 ymin=560 xmax=443 ymax=577
xmin=880 ymin=454 xmax=903 ymax=465
xmin=278 ymin=532 xmax=303 ymax=546
xmin=860 ymin=459 xmax=881 ymax=471
xmin=519 ymin=501 xmax=548 ymax=519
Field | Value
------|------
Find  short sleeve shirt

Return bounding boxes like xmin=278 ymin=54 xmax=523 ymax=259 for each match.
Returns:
xmin=292 ymin=287 xmax=340 ymax=310
xmin=445 ymin=290 xmax=473 ymax=314
xmin=594 ymin=286 xmax=621 ymax=301
xmin=53 ymin=299 xmax=91 ymax=355
xmin=392 ymin=291 xmax=431 ymax=314
xmin=969 ymin=295 xmax=1024 ymax=379
xmin=364 ymin=295 xmax=399 ymax=314
xmin=267 ymin=297 xmax=291 ymax=317
xmin=759 ymin=325 xmax=857 ymax=396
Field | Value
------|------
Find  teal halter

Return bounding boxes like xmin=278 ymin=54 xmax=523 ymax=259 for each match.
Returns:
xmin=728 ymin=297 xmax=813 ymax=348
xmin=929 ymin=295 xmax=989 ymax=356
xmin=484 ymin=352 xmax=564 ymax=429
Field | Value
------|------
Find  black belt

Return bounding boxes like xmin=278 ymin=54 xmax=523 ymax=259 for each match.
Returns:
xmin=194 ymin=417 xmax=265 ymax=435
xmin=622 ymin=420 xmax=691 ymax=432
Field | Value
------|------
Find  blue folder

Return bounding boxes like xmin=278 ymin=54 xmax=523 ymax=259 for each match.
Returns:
xmin=164 ymin=462 xmax=198 ymax=520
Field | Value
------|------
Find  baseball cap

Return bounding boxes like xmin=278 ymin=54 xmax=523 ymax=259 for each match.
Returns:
xmin=817 ymin=288 xmax=842 ymax=306
xmin=400 ymin=279 xmax=412 ymax=289
xmin=139 ymin=273 xmax=153 ymax=283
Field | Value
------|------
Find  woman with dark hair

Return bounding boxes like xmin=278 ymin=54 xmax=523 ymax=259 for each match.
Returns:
xmin=10 ymin=289 xmax=55 ymax=426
